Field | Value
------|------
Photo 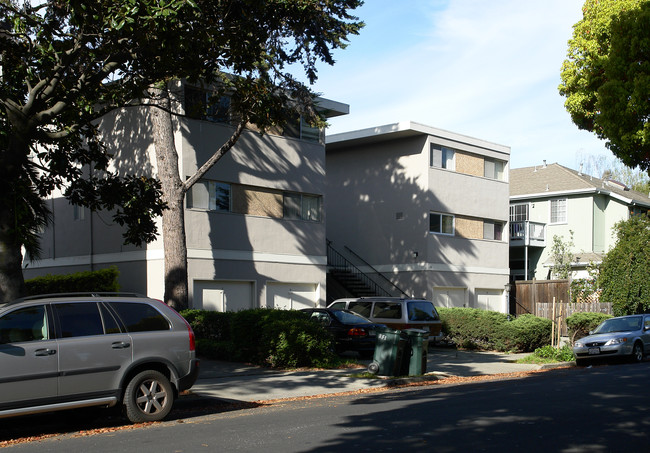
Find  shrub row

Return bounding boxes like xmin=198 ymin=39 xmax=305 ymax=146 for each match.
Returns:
xmin=181 ymin=308 xmax=338 ymax=368
xmin=25 ymin=266 xmax=120 ymax=295
xmin=565 ymin=312 xmax=612 ymax=342
xmin=437 ymin=307 xmax=552 ymax=352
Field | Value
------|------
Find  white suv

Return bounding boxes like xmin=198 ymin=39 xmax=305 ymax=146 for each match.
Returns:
xmin=0 ymin=293 xmax=199 ymax=423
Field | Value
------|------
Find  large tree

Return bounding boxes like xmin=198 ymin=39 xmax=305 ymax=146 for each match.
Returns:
xmin=146 ymin=1 xmax=363 ymax=310
xmin=598 ymin=215 xmax=650 ymax=316
xmin=559 ymin=0 xmax=650 ymax=171
xmin=0 ymin=0 xmax=191 ymax=301
xmin=0 ymin=0 xmax=363 ymax=305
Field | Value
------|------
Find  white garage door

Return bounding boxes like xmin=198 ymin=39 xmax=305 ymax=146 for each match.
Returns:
xmin=193 ymin=280 xmax=254 ymax=312
xmin=476 ymin=289 xmax=504 ymax=312
xmin=267 ymin=283 xmax=318 ymax=310
xmin=433 ymin=288 xmax=466 ymax=308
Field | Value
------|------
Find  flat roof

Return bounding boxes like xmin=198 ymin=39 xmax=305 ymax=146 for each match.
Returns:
xmin=326 ymin=121 xmax=510 ymax=155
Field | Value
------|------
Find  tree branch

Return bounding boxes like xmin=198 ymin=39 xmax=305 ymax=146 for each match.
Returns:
xmin=183 ymin=121 xmax=246 ymax=192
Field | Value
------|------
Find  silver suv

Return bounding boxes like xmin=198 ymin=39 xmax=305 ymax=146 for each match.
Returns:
xmin=0 ymin=293 xmax=199 ymax=423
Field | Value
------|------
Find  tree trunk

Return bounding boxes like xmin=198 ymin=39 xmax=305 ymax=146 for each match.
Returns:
xmin=0 ymin=138 xmax=28 ymax=302
xmin=0 ymin=227 xmax=26 ymax=302
xmin=149 ymin=88 xmax=189 ymax=310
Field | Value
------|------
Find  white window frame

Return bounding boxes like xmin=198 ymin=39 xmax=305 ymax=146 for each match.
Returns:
xmin=187 ymin=180 xmax=231 ymax=212
xmin=509 ymin=203 xmax=529 ymax=222
xmin=430 ymin=144 xmax=455 ymax=171
xmin=550 ymin=198 xmax=567 ymax=224
xmin=484 ymin=158 xmax=506 ymax=181
xmin=283 ymin=192 xmax=321 ymax=222
xmin=429 ymin=212 xmax=455 ymax=236
xmin=483 ymin=220 xmax=504 ymax=241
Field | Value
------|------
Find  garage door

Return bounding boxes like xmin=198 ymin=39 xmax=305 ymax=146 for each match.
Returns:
xmin=433 ymin=288 xmax=466 ymax=308
xmin=476 ymin=289 xmax=504 ymax=312
xmin=267 ymin=283 xmax=318 ymax=310
xmin=193 ymin=281 xmax=254 ymax=312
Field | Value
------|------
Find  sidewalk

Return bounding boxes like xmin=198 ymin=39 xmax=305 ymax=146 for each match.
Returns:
xmin=188 ymin=347 xmax=571 ymax=403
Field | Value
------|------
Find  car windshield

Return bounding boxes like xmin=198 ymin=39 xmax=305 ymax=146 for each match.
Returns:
xmin=593 ymin=316 xmax=643 ymax=334
xmin=332 ymin=310 xmax=372 ymax=325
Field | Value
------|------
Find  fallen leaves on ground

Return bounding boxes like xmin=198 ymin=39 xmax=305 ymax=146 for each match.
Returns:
xmin=0 ymin=366 xmax=568 ymax=447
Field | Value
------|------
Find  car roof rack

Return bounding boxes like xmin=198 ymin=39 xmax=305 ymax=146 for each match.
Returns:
xmin=5 ymin=292 xmax=146 ymax=305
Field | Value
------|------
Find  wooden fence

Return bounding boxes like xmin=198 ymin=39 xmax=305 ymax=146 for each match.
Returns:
xmin=511 ymin=280 xmax=612 ymax=336
xmin=511 ymin=280 xmax=570 ymax=316
xmin=536 ymin=302 xmax=612 ymax=336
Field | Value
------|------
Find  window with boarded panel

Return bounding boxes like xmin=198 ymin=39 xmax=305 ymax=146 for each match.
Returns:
xmin=232 ymin=186 xmax=283 ymax=217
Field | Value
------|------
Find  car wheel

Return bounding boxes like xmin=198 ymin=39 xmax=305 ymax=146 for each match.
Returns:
xmin=124 ymin=370 xmax=174 ymax=423
xmin=575 ymin=358 xmax=590 ymax=367
xmin=631 ymin=342 xmax=644 ymax=363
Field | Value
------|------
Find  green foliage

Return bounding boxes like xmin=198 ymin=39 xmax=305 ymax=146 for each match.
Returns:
xmin=531 ymin=344 xmax=575 ymax=362
xmin=262 ymin=319 xmax=337 ymax=368
xmin=181 ymin=308 xmax=337 ymax=368
xmin=0 ymin=0 xmax=363 ymax=300
xmin=438 ymin=308 xmax=552 ymax=353
xmin=549 ymin=231 xmax=575 ymax=279
xmin=559 ymin=0 xmax=650 ymax=171
xmin=598 ymin=216 xmax=650 ymax=315
xmin=179 ymin=309 xmax=232 ymax=341
xmin=501 ymin=314 xmax=553 ymax=352
xmin=25 ymin=267 xmax=120 ymax=296
xmin=570 ymin=269 xmax=600 ymax=304
xmin=566 ymin=311 xmax=612 ymax=341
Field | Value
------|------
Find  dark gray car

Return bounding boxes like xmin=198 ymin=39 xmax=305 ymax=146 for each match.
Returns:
xmin=0 ymin=293 xmax=199 ymax=423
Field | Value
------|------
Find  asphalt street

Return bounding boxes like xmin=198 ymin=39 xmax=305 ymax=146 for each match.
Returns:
xmin=4 ymin=360 xmax=648 ymax=452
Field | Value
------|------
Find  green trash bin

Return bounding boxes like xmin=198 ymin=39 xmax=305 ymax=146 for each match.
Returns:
xmin=367 ymin=327 xmax=408 ymax=376
xmin=402 ymin=329 xmax=429 ymax=376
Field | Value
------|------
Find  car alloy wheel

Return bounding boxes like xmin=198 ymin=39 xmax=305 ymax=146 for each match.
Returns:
xmin=124 ymin=370 xmax=174 ymax=423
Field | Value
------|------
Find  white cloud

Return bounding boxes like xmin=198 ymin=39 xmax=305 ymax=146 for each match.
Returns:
xmin=314 ymin=0 xmax=613 ymax=170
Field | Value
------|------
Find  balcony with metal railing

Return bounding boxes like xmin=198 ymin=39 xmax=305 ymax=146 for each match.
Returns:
xmin=509 ymin=220 xmax=546 ymax=247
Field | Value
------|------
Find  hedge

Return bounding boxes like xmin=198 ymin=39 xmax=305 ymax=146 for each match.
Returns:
xmin=565 ymin=312 xmax=612 ymax=342
xmin=437 ymin=307 xmax=552 ymax=352
xmin=180 ymin=308 xmax=338 ymax=368
xmin=25 ymin=266 xmax=120 ymax=295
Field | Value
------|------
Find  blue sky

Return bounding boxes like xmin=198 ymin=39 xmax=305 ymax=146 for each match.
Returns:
xmin=311 ymin=0 xmax=611 ymax=171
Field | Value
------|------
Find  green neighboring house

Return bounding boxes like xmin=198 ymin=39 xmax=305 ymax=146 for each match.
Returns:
xmin=509 ymin=162 xmax=650 ymax=281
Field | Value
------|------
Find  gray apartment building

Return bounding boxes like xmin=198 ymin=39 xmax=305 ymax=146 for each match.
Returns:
xmin=326 ymin=121 xmax=511 ymax=312
xmin=24 ymin=80 xmax=349 ymax=311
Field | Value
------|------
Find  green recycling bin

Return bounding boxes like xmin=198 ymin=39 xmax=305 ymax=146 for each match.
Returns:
xmin=367 ymin=327 xmax=408 ymax=376
xmin=401 ymin=329 xmax=429 ymax=376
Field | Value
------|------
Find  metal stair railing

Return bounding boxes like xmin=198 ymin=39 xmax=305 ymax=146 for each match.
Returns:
xmin=327 ymin=241 xmax=410 ymax=298
xmin=344 ymin=246 xmax=410 ymax=298
xmin=327 ymin=242 xmax=391 ymax=297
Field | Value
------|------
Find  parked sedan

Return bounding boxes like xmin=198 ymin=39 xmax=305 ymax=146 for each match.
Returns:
xmin=573 ymin=314 xmax=650 ymax=366
xmin=301 ymin=308 xmax=385 ymax=357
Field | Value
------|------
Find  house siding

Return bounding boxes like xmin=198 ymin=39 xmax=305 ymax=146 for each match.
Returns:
xmin=327 ymin=122 xmax=511 ymax=312
xmin=24 ymin=83 xmax=340 ymax=310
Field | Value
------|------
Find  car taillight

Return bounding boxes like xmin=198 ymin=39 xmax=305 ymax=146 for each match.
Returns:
xmin=348 ymin=328 xmax=368 ymax=337
xmin=179 ymin=316 xmax=196 ymax=352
